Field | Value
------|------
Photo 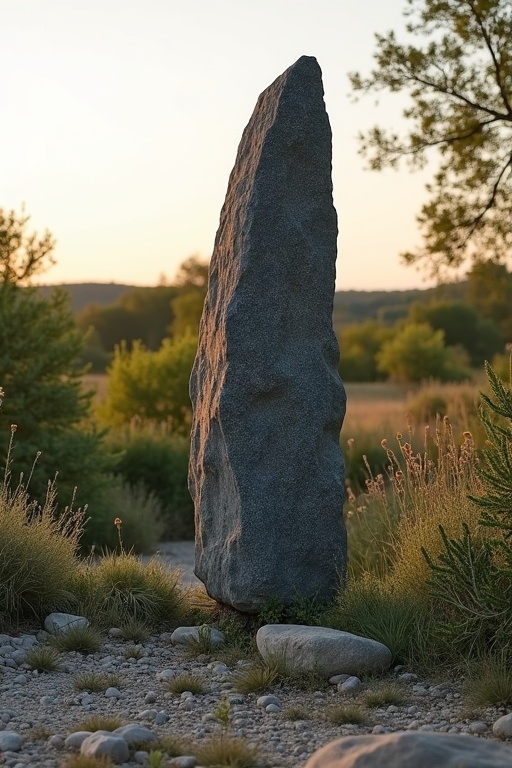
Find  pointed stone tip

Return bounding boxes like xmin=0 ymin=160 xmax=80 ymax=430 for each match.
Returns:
xmin=291 ymin=54 xmax=320 ymax=71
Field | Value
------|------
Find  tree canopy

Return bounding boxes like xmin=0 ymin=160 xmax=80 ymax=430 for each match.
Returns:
xmin=0 ymin=207 xmax=55 ymax=284
xmin=350 ymin=0 xmax=512 ymax=276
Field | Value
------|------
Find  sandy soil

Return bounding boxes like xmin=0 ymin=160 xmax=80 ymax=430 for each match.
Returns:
xmin=141 ymin=540 xmax=200 ymax=587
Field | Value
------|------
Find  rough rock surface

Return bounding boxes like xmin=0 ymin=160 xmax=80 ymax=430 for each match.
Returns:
xmin=189 ymin=54 xmax=346 ymax=612
xmin=303 ymin=731 xmax=512 ymax=767
xmin=256 ymin=625 xmax=392 ymax=677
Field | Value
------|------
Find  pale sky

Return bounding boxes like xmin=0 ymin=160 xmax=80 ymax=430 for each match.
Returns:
xmin=2 ymin=0 xmax=452 ymax=291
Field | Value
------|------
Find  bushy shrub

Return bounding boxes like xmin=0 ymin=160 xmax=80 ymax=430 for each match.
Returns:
xmin=107 ymin=427 xmax=194 ymax=540
xmin=424 ymin=361 xmax=512 ymax=658
xmin=80 ymin=475 xmax=165 ymax=554
xmin=72 ymin=552 xmax=184 ymax=628
xmin=377 ymin=322 xmax=471 ymax=383
xmin=0 ymin=426 xmax=84 ymax=627
xmin=325 ymin=574 xmax=435 ymax=667
xmin=97 ymin=333 xmax=197 ymax=435
xmin=406 ymin=380 xmax=483 ymax=441
xmin=344 ymin=414 xmax=483 ymax=593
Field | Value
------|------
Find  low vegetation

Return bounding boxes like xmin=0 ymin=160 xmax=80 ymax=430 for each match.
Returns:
xmin=1 ymin=351 xmax=512 ymax=710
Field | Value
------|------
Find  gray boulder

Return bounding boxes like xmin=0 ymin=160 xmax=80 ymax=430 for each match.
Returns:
xmin=80 ymin=732 xmax=130 ymax=763
xmin=170 ymin=625 xmax=225 ymax=647
xmin=303 ymin=732 xmax=512 ymax=767
xmin=189 ymin=54 xmax=346 ymax=613
xmin=256 ymin=625 xmax=392 ymax=677
xmin=44 ymin=612 xmax=89 ymax=634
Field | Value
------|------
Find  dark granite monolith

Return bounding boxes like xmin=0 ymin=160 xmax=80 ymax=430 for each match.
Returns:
xmin=188 ymin=55 xmax=347 ymax=612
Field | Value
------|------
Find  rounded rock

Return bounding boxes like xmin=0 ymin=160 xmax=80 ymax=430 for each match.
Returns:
xmin=493 ymin=713 xmax=512 ymax=738
xmin=257 ymin=695 xmax=281 ymax=708
xmin=0 ymin=732 xmax=22 ymax=752
xmin=80 ymin=732 xmax=130 ymax=762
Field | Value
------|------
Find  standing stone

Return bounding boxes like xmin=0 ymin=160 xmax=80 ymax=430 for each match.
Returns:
xmin=189 ymin=55 xmax=346 ymax=612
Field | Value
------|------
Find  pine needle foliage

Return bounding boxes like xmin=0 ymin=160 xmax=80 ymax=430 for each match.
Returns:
xmin=424 ymin=359 xmax=512 ymax=657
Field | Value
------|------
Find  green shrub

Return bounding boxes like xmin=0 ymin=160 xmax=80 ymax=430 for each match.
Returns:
xmin=82 ymin=475 xmax=165 ymax=554
xmin=24 ymin=646 xmax=60 ymax=672
xmin=465 ymin=654 xmax=512 ymax=706
xmin=193 ymin=734 xmax=259 ymax=767
xmin=231 ymin=664 xmax=278 ymax=694
xmin=324 ymin=704 xmax=368 ymax=725
xmin=97 ymin=333 xmax=197 ymax=435
xmin=326 ymin=574 xmax=434 ymax=667
xmin=73 ymin=552 xmax=184 ymax=627
xmin=424 ymin=361 xmax=512 ymax=658
xmin=406 ymin=380 xmax=483 ymax=443
xmin=107 ymin=428 xmax=193 ymax=540
xmin=49 ymin=625 xmax=102 ymax=654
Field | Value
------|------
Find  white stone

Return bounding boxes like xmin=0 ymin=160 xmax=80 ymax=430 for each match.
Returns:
xmin=257 ymin=625 xmax=392 ymax=678
xmin=493 ymin=713 xmax=512 ymax=737
xmin=44 ymin=613 xmax=89 ymax=635
xmin=339 ymin=676 xmax=362 ymax=692
xmin=257 ymin=695 xmax=281 ymax=708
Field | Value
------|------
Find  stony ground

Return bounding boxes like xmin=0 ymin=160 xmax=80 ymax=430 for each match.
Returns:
xmin=0 ymin=626 xmax=509 ymax=768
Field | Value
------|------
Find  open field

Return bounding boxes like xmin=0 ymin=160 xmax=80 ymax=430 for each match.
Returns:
xmin=84 ymin=374 xmax=484 ymax=439
xmin=83 ymin=372 xmax=109 ymax=404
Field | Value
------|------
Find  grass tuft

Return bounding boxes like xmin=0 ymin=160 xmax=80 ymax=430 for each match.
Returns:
xmin=465 ymin=655 xmax=512 ymax=706
xmin=184 ymin=624 xmax=217 ymax=658
xmin=24 ymin=645 xmax=60 ymax=672
xmin=280 ymin=706 xmax=309 ymax=721
xmin=324 ymin=704 xmax=368 ymax=725
xmin=121 ymin=644 xmax=145 ymax=660
xmin=193 ymin=733 xmax=259 ymax=767
xmin=71 ymin=715 xmax=125 ymax=733
xmin=49 ymin=625 xmax=102 ymax=654
xmin=362 ymin=681 xmax=406 ymax=708
xmin=73 ymin=552 xmax=184 ymax=628
xmin=73 ymin=671 xmax=122 ymax=692
xmin=60 ymin=757 xmax=114 ymax=768
xmin=119 ymin=618 xmax=150 ymax=642
xmin=231 ymin=663 xmax=278 ymax=695
xmin=0 ymin=471 xmax=85 ymax=629
xmin=167 ymin=672 xmax=206 ymax=696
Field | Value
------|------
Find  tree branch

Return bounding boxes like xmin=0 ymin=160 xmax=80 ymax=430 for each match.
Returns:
xmin=466 ymin=0 xmax=512 ymax=115
xmin=463 ymin=151 xmax=512 ymax=244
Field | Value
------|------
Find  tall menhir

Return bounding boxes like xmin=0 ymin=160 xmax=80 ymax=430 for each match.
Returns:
xmin=188 ymin=56 xmax=347 ymax=612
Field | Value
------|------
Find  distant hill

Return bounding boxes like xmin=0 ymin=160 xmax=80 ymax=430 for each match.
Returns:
xmin=36 ymin=283 xmax=137 ymax=314
xmin=332 ymin=282 xmax=467 ymax=329
xmin=38 ymin=280 xmax=469 ymax=330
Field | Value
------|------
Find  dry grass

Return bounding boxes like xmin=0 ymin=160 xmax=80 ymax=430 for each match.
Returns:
xmin=82 ymin=373 xmax=109 ymax=404
xmin=342 ymin=382 xmax=409 ymax=434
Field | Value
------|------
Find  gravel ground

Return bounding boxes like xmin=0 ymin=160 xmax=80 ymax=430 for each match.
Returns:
xmin=0 ymin=544 xmax=510 ymax=767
